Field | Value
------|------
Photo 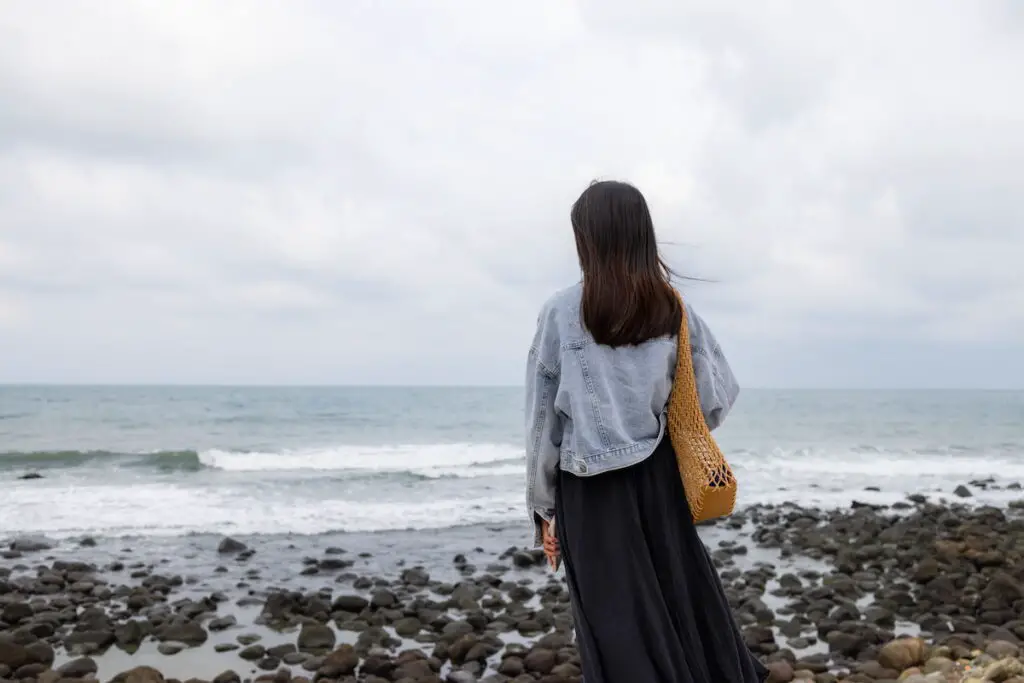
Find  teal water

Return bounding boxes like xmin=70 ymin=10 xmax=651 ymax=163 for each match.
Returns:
xmin=2 ymin=386 xmax=1023 ymax=539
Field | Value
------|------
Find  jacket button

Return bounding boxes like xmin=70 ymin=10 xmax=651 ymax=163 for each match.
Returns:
xmin=574 ymin=461 xmax=587 ymax=474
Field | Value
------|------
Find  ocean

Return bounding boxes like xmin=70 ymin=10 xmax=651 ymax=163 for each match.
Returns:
xmin=2 ymin=385 xmax=1023 ymax=541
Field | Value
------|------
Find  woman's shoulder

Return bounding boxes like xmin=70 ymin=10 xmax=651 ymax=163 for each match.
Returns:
xmin=680 ymin=297 xmax=700 ymax=326
xmin=533 ymin=283 xmax=584 ymax=347
xmin=537 ymin=282 xmax=583 ymax=325
xmin=541 ymin=282 xmax=582 ymax=311
xmin=676 ymin=296 xmax=725 ymax=357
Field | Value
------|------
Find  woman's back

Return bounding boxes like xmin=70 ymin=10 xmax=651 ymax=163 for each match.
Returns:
xmin=528 ymin=282 xmax=738 ymax=479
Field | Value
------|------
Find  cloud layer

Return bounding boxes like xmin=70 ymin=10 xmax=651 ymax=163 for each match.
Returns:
xmin=1 ymin=1 xmax=1022 ymax=387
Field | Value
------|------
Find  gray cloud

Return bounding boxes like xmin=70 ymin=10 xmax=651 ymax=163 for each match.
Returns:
xmin=0 ymin=1 xmax=1021 ymax=387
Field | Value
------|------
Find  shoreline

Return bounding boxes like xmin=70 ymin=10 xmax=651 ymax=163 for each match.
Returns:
xmin=4 ymin=494 xmax=1024 ymax=682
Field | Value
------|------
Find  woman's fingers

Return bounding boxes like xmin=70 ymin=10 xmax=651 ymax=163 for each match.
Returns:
xmin=541 ymin=518 xmax=559 ymax=568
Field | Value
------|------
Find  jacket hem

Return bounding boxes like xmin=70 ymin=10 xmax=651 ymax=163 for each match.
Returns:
xmin=560 ymin=419 xmax=667 ymax=477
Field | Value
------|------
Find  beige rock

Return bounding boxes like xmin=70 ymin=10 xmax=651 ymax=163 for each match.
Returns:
xmin=114 ymin=666 xmax=166 ymax=683
xmin=987 ymin=642 xmax=1023 ymax=660
xmin=898 ymin=672 xmax=947 ymax=683
xmin=975 ymin=653 xmax=1000 ymax=670
xmin=922 ymin=656 xmax=957 ymax=674
xmin=879 ymin=637 xmax=928 ymax=672
xmin=766 ymin=660 xmax=795 ymax=682
xmin=858 ymin=660 xmax=899 ymax=679
xmin=984 ymin=658 xmax=1024 ymax=683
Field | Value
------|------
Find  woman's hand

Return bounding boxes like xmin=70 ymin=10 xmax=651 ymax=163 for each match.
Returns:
xmin=541 ymin=517 xmax=560 ymax=569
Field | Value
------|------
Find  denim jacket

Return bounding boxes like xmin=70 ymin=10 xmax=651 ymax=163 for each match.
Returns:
xmin=525 ymin=282 xmax=740 ymax=546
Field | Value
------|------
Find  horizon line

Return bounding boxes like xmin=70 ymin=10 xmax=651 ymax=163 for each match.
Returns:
xmin=1 ymin=382 xmax=1021 ymax=392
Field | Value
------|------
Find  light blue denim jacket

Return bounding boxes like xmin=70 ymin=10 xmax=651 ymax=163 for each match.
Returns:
xmin=525 ymin=282 xmax=740 ymax=546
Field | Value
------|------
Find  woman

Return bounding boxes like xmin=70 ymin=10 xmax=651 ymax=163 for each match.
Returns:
xmin=525 ymin=180 xmax=768 ymax=682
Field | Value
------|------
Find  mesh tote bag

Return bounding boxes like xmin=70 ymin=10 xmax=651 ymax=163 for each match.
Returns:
xmin=667 ymin=296 xmax=738 ymax=523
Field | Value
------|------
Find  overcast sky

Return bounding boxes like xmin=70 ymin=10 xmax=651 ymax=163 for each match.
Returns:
xmin=1 ymin=1 xmax=1022 ymax=388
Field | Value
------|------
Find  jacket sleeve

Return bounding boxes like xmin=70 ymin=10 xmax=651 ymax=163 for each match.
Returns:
xmin=525 ymin=308 xmax=562 ymax=547
xmin=685 ymin=304 xmax=740 ymax=431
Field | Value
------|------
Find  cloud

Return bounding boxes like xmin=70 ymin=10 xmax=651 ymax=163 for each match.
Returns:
xmin=1 ymin=0 xmax=1022 ymax=387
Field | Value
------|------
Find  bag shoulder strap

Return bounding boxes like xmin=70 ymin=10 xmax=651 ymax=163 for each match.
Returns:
xmin=668 ymin=292 xmax=707 ymax=429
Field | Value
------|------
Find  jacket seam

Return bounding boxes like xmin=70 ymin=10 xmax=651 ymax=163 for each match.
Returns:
xmin=529 ymin=345 xmax=558 ymax=378
xmin=567 ymin=434 xmax=665 ymax=476
xmin=578 ymin=431 xmax=663 ymax=465
xmin=573 ymin=347 xmax=612 ymax=449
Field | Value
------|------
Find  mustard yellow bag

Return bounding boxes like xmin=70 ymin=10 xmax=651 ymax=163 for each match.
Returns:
xmin=667 ymin=297 xmax=738 ymax=523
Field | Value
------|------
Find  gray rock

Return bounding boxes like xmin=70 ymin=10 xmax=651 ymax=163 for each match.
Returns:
xmin=401 ymin=568 xmax=430 ymax=586
xmin=58 ymin=656 xmax=99 ymax=678
xmin=156 ymin=619 xmax=207 ymax=646
xmin=157 ymin=642 xmax=185 ymax=656
xmin=115 ymin=620 xmax=146 ymax=650
xmin=9 ymin=536 xmax=53 ymax=552
xmin=298 ymin=623 xmax=336 ymax=652
xmin=64 ymin=629 xmax=116 ymax=653
xmin=523 ymin=648 xmax=556 ymax=674
xmin=497 ymin=656 xmax=524 ymax=677
xmin=209 ymin=615 xmax=238 ymax=631
xmin=282 ymin=652 xmax=309 ymax=665
xmin=394 ymin=617 xmax=422 ymax=637
xmin=256 ymin=656 xmax=280 ymax=671
xmin=266 ymin=643 xmax=297 ymax=658
xmin=218 ymin=537 xmax=248 ymax=554
xmin=332 ymin=595 xmax=369 ymax=612
xmin=370 ymin=589 xmax=397 ymax=608
xmin=0 ymin=602 xmax=33 ymax=624
xmin=239 ymin=644 xmax=265 ymax=660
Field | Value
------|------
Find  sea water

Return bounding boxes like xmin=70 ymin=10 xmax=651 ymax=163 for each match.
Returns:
xmin=2 ymin=386 xmax=1023 ymax=539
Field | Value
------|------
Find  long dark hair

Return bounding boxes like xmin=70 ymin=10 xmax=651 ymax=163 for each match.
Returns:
xmin=570 ymin=180 xmax=682 ymax=347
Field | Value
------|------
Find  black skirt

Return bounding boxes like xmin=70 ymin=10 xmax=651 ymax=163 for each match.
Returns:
xmin=556 ymin=436 xmax=769 ymax=683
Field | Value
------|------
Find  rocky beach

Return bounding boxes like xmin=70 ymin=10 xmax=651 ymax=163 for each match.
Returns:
xmin=5 ymin=388 xmax=1024 ymax=683
xmin=5 ymin=486 xmax=1024 ymax=683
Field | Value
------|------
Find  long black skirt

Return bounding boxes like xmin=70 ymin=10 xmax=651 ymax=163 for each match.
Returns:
xmin=556 ymin=436 xmax=769 ymax=683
